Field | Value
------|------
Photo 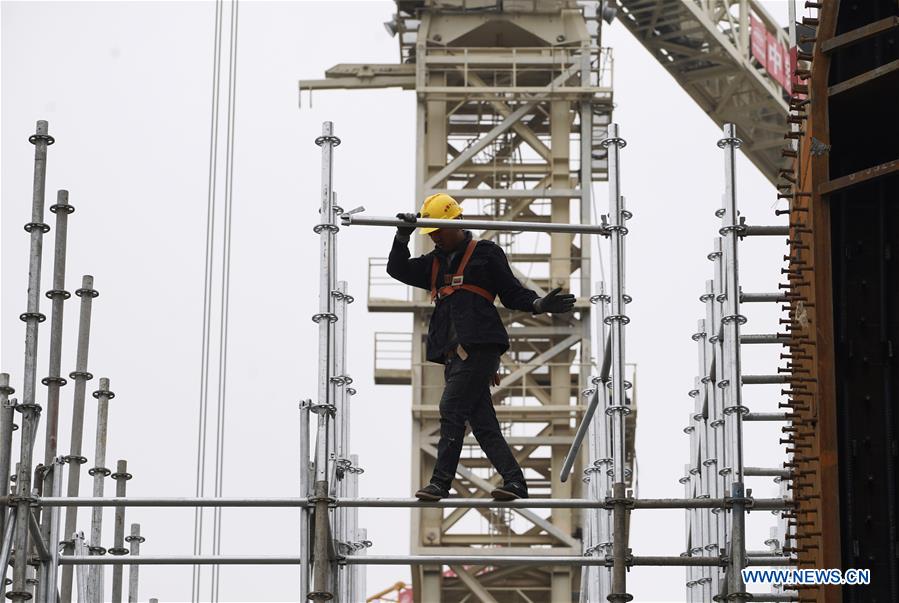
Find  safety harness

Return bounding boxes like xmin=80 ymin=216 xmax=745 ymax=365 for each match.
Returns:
xmin=430 ymin=239 xmax=496 ymax=304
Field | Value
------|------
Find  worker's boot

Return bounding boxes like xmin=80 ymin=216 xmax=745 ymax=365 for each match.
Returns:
xmin=415 ymin=483 xmax=450 ymax=501
xmin=491 ymin=481 xmax=528 ymax=501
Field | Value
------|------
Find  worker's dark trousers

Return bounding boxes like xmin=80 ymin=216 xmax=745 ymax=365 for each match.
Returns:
xmin=430 ymin=348 xmax=526 ymax=491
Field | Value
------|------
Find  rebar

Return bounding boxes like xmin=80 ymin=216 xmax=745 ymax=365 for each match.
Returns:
xmin=110 ymin=460 xmax=132 ymax=603
xmin=60 ymin=274 xmax=98 ymax=603
xmin=11 ymin=119 xmax=54 ymax=603
xmin=126 ymin=524 xmax=144 ymax=603
xmin=89 ymin=377 xmax=114 ymax=601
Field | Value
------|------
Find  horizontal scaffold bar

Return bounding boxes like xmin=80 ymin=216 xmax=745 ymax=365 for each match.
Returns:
xmin=55 ymin=553 xmax=797 ymax=567
xmin=741 ymin=225 xmax=789 ymax=236
xmin=343 ymin=555 xmax=795 ymax=567
xmin=340 ymin=214 xmax=609 ymax=236
xmin=32 ymin=496 xmax=792 ymax=510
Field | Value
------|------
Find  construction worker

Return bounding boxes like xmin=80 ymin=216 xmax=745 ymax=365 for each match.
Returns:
xmin=387 ymin=193 xmax=576 ymax=501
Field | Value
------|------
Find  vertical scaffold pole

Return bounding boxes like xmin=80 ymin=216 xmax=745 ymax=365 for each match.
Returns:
xmin=718 ymin=124 xmax=747 ymax=601
xmin=299 ymin=398 xmax=312 ymax=598
xmin=44 ymin=456 xmax=64 ymax=603
xmin=601 ymin=123 xmax=632 ymax=603
xmin=110 ymin=460 xmax=132 ymax=603
xmin=40 ymin=190 xmax=73 ymax=600
xmin=310 ymin=120 xmax=341 ymax=602
xmin=89 ymin=378 xmax=114 ymax=601
xmin=332 ymin=279 xmax=350 ymax=599
xmin=0 ymin=374 xmax=15 ymax=537
xmin=126 ymin=524 xmax=144 ymax=603
xmin=61 ymin=274 xmax=97 ymax=603
xmin=11 ymin=120 xmax=54 ymax=603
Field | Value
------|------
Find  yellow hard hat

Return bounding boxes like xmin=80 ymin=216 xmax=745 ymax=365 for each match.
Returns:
xmin=418 ymin=193 xmax=462 ymax=234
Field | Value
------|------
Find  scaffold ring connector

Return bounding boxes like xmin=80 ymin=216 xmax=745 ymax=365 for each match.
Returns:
xmin=19 ymin=312 xmax=46 ymax=323
xmin=69 ymin=371 xmax=94 ymax=381
xmin=719 ymin=224 xmax=747 ymax=236
xmin=88 ymin=545 xmax=107 ymax=555
xmin=41 ymin=376 xmax=67 ymax=387
xmin=722 ymin=404 xmax=750 ymax=417
xmin=75 ymin=287 xmax=99 ymax=299
xmin=23 ymin=222 xmax=50 ymax=234
xmin=581 ymin=388 xmax=596 ymax=398
xmin=111 ymin=470 xmax=133 ymax=481
xmin=125 ymin=534 xmax=146 ymax=544
xmin=88 ymin=466 xmax=111 ymax=477
xmin=716 ymin=136 xmax=743 ymax=149
xmin=13 ymin=402 xmax=42 ymax=414
xmin=92 ymin=388 xmax=116 ymax=400
xmin=49 ymin=202 xmax=75 ymax=214
xmin=313 ymin=223 xmax=340 ymax=234
xmin=45 ymin=289 xmax=71 ymax=300
xmin=603 ymin=314 xmax=630 ymax=325
xmin=604 ymin=404 xmax=631 ymax=417
xmin=63 ymin=455 xmax=88 ymax=465
xmin=691 ymin=330 xmax=706 ymax=341
xmin=599 ymin=136 xmax=627 ymax=149
xmin=311 ymin=312 xmax=338 ymax=324
xmin=702 ymin=458 xmax=718 ymax=467
xmin=0 ymin=384 xmax=13 ymax=396
xmin=688 ymin=388 xmax=700 ymax=398
xmin=707 ymin=249 xmax=722 ymax=261
xmin=29 ymin=133 xmax=55 ymax=145
xmin=314 ymin=134 xmax=342 ymax=147
xmin=604 ymin=224 xmax=629 ymax=235
xmin=721 ymin=313 xmax=748 ymax=325
xmin=310 ymin=403 xmax=337 ymax=416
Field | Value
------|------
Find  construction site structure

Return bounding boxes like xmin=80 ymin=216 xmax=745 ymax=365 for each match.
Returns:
xmin=299 ymin=1 xmax=798 ymax=600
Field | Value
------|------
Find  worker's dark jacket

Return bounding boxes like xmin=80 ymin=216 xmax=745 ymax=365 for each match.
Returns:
xmin=387 ymin=231 xmax=539 ymax=364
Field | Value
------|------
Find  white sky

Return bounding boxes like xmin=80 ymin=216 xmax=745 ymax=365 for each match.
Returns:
xmin=2 ymin=1 xmax=795 ymax=601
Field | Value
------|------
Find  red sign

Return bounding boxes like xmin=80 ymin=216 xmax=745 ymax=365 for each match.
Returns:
xmin=750 ymin=15 xmax=767 ymax=68
xmin=766 ymin=31 xmax=784 ymax=86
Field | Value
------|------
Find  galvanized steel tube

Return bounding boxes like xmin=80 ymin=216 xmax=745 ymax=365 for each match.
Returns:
xmin=0 ymin=374 xmax=15 ymax=537
xmin=89 ymin=378 xmax=114 ymax=600
xmin=60 ymin=274 xmax=97 ymax=603
xmin=110 ymin=460 xmax=131 ymax=603
xmin=310 ymin=120 xmax=339 ymax=602
xmin=11 ymin=120 xmax=53 ymax=603
xmin=342 ymin=214 xmax=609 ymax=236
xmin=126 ymin=524 xmax=144 ymax=603
xmin=719 ymin=123 xmax=747 ymax=601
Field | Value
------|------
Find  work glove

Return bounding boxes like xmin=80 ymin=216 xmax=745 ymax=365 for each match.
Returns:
xmin=395 ymin=212 xmax=419 ymax=239
xmin=533 ymin=287 xmax=576 ymax=314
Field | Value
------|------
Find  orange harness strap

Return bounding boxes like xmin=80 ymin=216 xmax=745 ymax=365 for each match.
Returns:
xmin=429 ymin=239 xmax=496 ymax=304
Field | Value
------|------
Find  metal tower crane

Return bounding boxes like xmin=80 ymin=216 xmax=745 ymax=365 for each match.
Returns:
xmin=614 ymin=0 xmax=792 ymax=183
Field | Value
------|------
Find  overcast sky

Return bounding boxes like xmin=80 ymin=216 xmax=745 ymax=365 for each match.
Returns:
xmin=2 ymin=1 xmax=794 ymax=601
